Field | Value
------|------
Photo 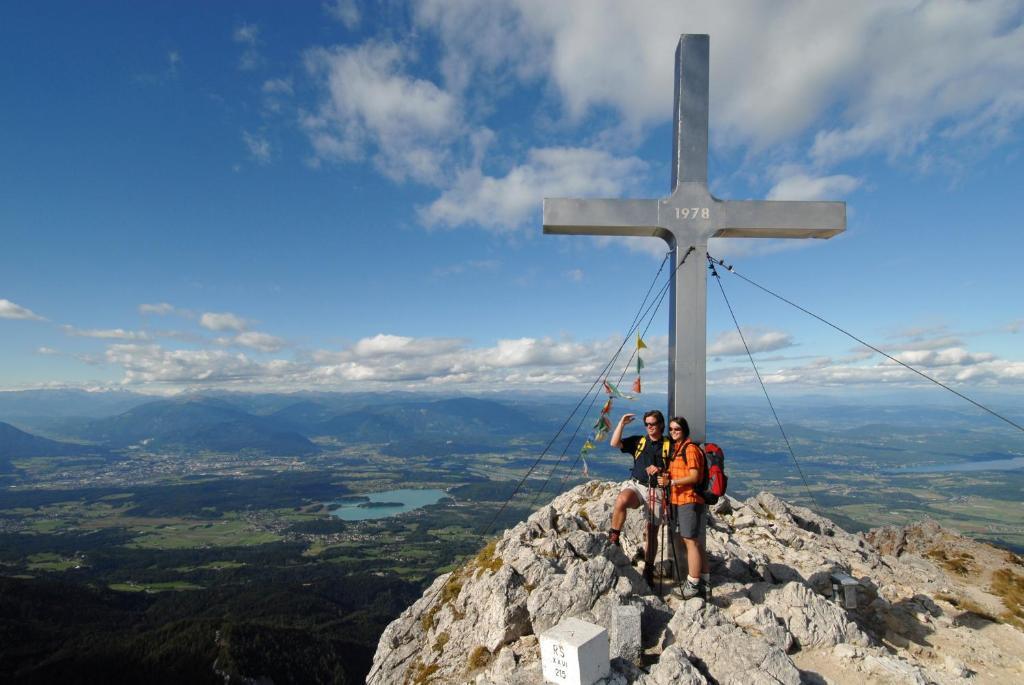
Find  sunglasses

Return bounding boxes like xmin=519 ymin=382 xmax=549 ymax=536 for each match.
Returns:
xmin=644 ymin=421 xmax=661 ymax=427
xmin=669 ymin=426 xmax=684 ymax=432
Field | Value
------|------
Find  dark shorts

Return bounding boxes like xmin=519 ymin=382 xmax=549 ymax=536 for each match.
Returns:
xmin=673 ymin=503 xmax=707 ymax=541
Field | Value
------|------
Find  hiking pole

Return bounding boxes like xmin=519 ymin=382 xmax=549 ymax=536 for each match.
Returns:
xmin=659 ymin=480 xmax=667 ymax=598
xmin=667 ymin=496 xmax=682 ymax=585
xmin=646 ymin=473 xmax=656 ymax=588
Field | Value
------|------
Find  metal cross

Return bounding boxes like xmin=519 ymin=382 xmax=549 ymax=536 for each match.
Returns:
xmin=543 ymin=34 xmax=845 ymax=442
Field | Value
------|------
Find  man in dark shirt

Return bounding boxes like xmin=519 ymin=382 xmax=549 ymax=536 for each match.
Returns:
xmin=609 ymin=410 xmax=669 ymax=584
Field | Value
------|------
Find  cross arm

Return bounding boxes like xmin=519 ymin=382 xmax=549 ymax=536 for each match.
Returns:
xmin=714 ymin=200 xmax=845 ymax=239
xmin=543 ymin=198 xmax=670 ymax=242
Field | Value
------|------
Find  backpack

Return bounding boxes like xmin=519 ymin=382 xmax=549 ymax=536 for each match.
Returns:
xmin=697 ymin=442 xmax=728 ymax=505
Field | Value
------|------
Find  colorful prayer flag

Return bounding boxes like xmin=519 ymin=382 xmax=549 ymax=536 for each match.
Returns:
xmin=582 ymin=456 xmax=589 ymax=477
xmin=601 ymin=398 xmax=612 ymax=415
xmin=603 ymin=381 xmax=633 ymax=400
xmin=632 ymin=376 xmax=642 ymax=394
xmin=582 ymin=439 xmax=594 ymax=453
xmin=636 ymin=335 xmax=647 ymax=350
xmin=594 ymin=414 xmax=611 ymax=432
xmin=636 ymin=355 xmax=644 ymax=376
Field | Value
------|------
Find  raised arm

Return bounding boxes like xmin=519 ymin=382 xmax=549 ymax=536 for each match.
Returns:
xmin=609 ymin=413 xmax=634 ymax=449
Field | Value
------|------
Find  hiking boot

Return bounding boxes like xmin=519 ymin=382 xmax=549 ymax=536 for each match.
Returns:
xmin=681 ymin=578 xmax=704 ymax=600
xmin=608 ymin=529 xmax=620 ymax=546
xmin=630 ymin=547 xmax=645 ymax=566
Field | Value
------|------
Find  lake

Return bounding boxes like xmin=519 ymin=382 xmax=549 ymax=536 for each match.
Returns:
xmin=890 ymin=455 xmax=1024 ymax=474
xmin=328 ymin=488 xmax=449 ymax=521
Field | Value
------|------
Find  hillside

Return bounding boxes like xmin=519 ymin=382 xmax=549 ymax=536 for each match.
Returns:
xmin=84 ymin=399 xmax=319 ymax=456
xmin=370 ymin=484 xmax=1024 ymax=684
xmin=0 ymin=421 xmax=96 ymax=463
xmin=312 ymin=397 xmax=544 ymax=442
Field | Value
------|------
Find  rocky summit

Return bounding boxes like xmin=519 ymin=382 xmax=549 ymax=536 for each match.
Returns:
xmin=369 ymin=482 xmax=1024 ymax=684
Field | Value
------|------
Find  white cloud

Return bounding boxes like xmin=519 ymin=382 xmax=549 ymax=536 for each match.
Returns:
xmin=708 ymin=329 xmax=795 ymax=357
xmin=243 ymin=131 xmax=272 ymax=164
xmin=200 ymin=312 xmax=249 ymax=332
xmin=62 ymin=325 xmax=150 ymax=341
xmin=325 ymin=0 xmax=360 ymax=29
xmin=766 ymin=173 xmax=862 ymax=201
xmin=350 ymin=334 xmax=466 ymax=359
xmin=0 ymin=298 xmax=44 ymax=320
xmin=415 ymin=1 xmax=1024 ymax=167
xmin=420 ymin=147 xmax=647 ymax=232
xmin=565 ymin=268 xmax=584 ymax=283
xmin=710 ymin=339 xmax=1024 ymax=388
xmin=303 ymin=42 xmax=462 ymax=184
xmin=106 ymin=344 xmax=296 ymax=386
xmin=37 ymin=346 xmax=59 ymax=355
xmin=217 ymin=331 xmax=287 ymax=353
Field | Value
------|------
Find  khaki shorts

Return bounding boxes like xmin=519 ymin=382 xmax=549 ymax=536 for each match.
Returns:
xmin=622 ymin=479 xmax=665 ymax=518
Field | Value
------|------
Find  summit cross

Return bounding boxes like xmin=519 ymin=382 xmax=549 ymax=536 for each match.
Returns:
xmin=543 ymin=34 xmax=845 ymax=442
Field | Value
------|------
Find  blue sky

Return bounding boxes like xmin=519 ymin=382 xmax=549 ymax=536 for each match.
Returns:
xmin=2 ymin=1 xmax=1023 ymax=402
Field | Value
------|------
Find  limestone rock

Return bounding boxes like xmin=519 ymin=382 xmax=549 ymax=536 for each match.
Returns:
xmin=759 ymin=581 xmax=870 ymax=649
xmin=637 ymin=645 xmax=707 ymax=685
xmin=662 ymin=600 xmax=801 ymax=685
xmin=369 ymin=482 xmax=1024 ymax=684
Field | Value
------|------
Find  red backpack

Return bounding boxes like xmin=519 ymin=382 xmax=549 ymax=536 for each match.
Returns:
xmin=697 ymin=442 xmax=728 ymax=505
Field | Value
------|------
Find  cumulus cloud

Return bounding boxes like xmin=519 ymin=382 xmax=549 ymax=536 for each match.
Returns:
xmin=90 ymin=325 xmax=1024 ymax=392
xmin=200 ymin=312 xmax=249 ymax=332
xmin=708 ymin=329 xmax=795 ymax=357
xmin=62 ymin=325 xmax=150 ymax=341
xmin=710 ymin=338 xmax=1024 ymax=389
xmin=303 ymin=42 xmax=462 ymax=184
xmin=106 ymin=344 xmax=296 ymax=385
xmin=415 ymin=1 xmax=1024 ymax=168
xmin=420 ymin=147 xmax=647 ymax=231
xmin=0 ymin=298 xmax=44 ymax=320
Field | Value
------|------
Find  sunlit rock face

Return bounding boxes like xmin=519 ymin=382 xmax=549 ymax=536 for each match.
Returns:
xmin=368 ymin=481 xmax=1024 ymax=684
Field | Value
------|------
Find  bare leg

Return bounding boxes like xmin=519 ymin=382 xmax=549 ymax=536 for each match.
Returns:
xmin=611 ymin=488 xmax=642 ymax=531
xmin=683 ymin=537 xmax=701 ymax=578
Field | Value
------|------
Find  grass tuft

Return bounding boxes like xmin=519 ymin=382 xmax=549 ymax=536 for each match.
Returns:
xmin=410 ymin=660 xmax=439 ymax=684
xmin=991 ymin=568 xmax=1024 ymax=629
xmin=473 ymin=540 xmax=503 ymax=578
xmin=467 ymin=645 xmax=491 ymax=671
xmin=433 ymin=632 xmax=449 ymax=653
xmin=926 ymin=547 xmax=973 ymax=576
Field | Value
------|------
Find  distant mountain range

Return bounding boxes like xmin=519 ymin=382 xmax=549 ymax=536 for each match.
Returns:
xmin=2 ymin=388 xmax=1011 ymax=464
xmin=83 ymin=398 xmax=320 ymax=456
xmin=0 ymin=392 xmax=555 ymax=459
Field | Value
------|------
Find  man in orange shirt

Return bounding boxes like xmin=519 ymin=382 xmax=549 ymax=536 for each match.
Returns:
xmin=658 ymin=415 xmax=709 ymax=600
